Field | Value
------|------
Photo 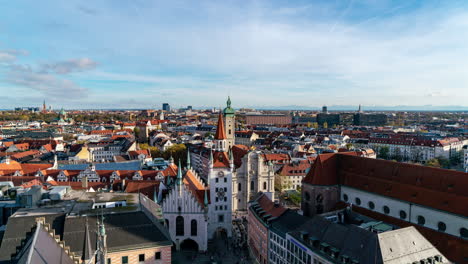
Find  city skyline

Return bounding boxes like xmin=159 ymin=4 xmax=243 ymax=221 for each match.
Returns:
xmin=1 ymin=0 xmax=468 ymax=109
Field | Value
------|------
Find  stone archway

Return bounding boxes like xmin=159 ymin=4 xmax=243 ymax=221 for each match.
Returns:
xmin=215 ymin=227 xmax=228 ymax=239
xmin=180 ymin=238 xmax=199 ymax=252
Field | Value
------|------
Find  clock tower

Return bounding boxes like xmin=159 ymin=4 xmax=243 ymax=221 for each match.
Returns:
xmin=223 ymin=96 xmax=235 ymax=150
xmin=207 ymin=113 xmax=233 ymax=238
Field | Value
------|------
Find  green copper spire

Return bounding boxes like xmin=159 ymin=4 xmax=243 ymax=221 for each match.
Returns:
xmin=176 ymin=159 xmax=183 ymax=185
xmin=228 ymin=147 xmax=233 ymax=161
xmin=204 ymin=189 xmax=208 ymax=206
xmin=187 ymin=150 xmax=191 ymax=169
xmin=99 ymin=214 xmax=106 ymax=237
xmin=153 ymin=186 xmax=157 ymax=202
xmin=223 ymin=96 xmax=235 ymax=116
xmin=166 ymin=173 xmax=172 ymax=186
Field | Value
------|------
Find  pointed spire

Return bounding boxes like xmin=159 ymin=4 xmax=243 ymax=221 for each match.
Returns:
xmin=228 ymin=147 xmax=233 ymax=161
xmin=99 ymin=213 xmax=106 ymax=237
xmin=187 ymin=150 xmax=191 ymax=170
xmin=176 ymin=159 xmax=183 ymax=186
xmin=166 ymin=174 xmax=172 ymax=186
xmin=209 ymin=149 xmax=214 ymax=167
xmin=158 ymin=184 xmax=163 ymax=203
xmin=153 ymin=186 xmax=158 ymax=202
xmin=204 ymin=189 xmax=208 ymax=207
xmin=169 ymin=155 xmax=174 ymax=165
xmin=214 ymin=112 xmax=227 ymax=140
xmin=82 ymin=218 xmax=93 ymax=261
xmin=227 ymin=96 xmax=231 ymax=108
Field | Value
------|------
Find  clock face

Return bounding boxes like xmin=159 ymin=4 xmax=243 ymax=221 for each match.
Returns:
xmin=218 ymin=171 xmax=224 ymax=177
xmin=217 ymin=188 xmax=225 ymax=199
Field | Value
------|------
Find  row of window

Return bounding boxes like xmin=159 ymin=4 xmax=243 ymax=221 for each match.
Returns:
xmin=215 ymin=205 xmax=228 ymax=210
xmin=215 ymin=177 xmax=227 ymax=183
xmin=174 ymin=216 xmax=198 ymax=236
xmin=110 ymin=252 xmax=161 ymax=264
xmin=343 ymin=193 xmax=468 ymax=238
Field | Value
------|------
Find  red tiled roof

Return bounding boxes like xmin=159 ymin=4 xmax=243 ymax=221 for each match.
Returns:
xmin=232 ymin=145 xmax=249 ymax=168
xmin=10 ymin=150 xmax=41 ymax=160
xmin=278 ymin=160 xmax=310 ymax=176
xmin=125 ymin=180 xmax=161 ymax=200
xmin=214 ymin=112 xmax=227 ymax=140
xmin=184 ymin=170 xmax=208 ymax=207
xmin=303 ymin=153 xmax=468 ymax=216
xmin=251 ymin=193 xmax=287 ymax=219
xmin=213 ymin=151 xmax=231 ymax=168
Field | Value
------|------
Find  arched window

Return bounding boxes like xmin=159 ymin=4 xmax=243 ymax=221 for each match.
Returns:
xmin=355 ymin=197 xmax=361 ymax=205
xmin=368 ymin=201 xmax=375 ymax=210
xmin=263 ymin=182 xmax=267 ymax=190
xmin=417 ymin=215 xmax=425 ymax=225
xmin=343 ymin=194 xmax=348 ymax=202
xmin=191 ymin=219 xmax=197 ymax=236
xmin=437 ymin=222 xmax=446 ymax=232
xmin=383 ymin=206 xmax=390 ymax=214
xmin=305 ymin=192 xmax=311 ymax=201
xmin=250 ymin=181 xmax=254 ymax=191
xmin=399 ymin=210 xmax=407 ymax=219
xmin=176 ymin=216 xmax=184 ymax=236
xmin=238 ymin=183 xmax=241 ymax=192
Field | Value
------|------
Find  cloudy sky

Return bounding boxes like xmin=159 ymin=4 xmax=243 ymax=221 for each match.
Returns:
xmin=0 ymin=0 xmax=467 ymax=109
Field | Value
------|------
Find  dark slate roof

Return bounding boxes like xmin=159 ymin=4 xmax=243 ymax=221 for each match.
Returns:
xmin=0 ymin=213 xmax=66 ymax=263
xmin=63 ymin=211 xmax=171 ymax=256
xmin=270 ymin=210 xmax=308 ymax=238
xmin=58 ymin=161 xmax=141 ymax=171
xmin=289 ymin=215 xmax=382 ymax=264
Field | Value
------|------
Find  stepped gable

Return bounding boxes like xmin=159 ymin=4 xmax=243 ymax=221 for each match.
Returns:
xmin=183 ymin=169 xmax=209 ymax=207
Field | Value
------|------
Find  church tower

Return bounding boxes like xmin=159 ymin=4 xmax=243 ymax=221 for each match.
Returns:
xmin=223 ymin=96 xmax=235 ymax=150
xmin=207 ymin=113 xmax=233 ymax=238
xmin=214 ymin=112 xmax=227 ymax=152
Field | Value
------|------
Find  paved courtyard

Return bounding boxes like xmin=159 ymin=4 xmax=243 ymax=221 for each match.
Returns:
xmin=172 ymin=231 xmax=252 ymax=264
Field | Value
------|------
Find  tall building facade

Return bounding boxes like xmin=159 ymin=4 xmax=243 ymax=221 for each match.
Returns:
xmin=190 ymin=98 xmax=275 ymax=213
xmin=223 ymin=96 xmax=235 ymax=150
xmin=162 ymin=103 xmax=171 ymax=112
xmin=301 ymin=152 xmax=468 ymax=263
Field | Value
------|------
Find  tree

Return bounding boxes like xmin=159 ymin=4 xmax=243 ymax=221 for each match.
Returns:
xmin=345 ymin=143 xmax=353 ymax=150
xmin=312 ymin=122 xmax=319 ymax=129
xmin=139 ymin=143 xmax=162 ymax=158
xmin=426 ymin=158 xmax=441 ymax=168
xmin=378 ymin=146 xmax=390 ymax=160
xmin=163 ymin=144 xmax=187 ymax=167
xmin=133 ymin=127 xmax=140 ymax=136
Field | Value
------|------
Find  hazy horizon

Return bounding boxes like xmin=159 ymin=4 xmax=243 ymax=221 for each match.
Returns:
xmin=1 ymin=0 xmax=467 ymax=109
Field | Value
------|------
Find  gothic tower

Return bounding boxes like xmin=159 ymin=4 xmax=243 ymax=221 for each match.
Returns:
xmin=223 ymin=96 xmax=235 ymax=150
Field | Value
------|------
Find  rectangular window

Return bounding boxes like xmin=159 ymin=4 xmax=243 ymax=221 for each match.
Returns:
xmin=216 ymin=178 xmax=219 ymax=183
xmin=139 ymin=254 xmax=145 ymax=262
xmin=122 ymin=256 xmax=128 ymax=264
xmin=155 ymin=252 xmax=161 ymax=259
xmin=218 ymin=214 xmax=224 ymax=222
xmin=224 ymin=178 xmax=227 ymax=182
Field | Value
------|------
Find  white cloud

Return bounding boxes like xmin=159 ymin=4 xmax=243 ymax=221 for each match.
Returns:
xmin=5 ymin=64 xmax=88 ymax=97
xmin=40 ymin=58 xmax=98 ymax=74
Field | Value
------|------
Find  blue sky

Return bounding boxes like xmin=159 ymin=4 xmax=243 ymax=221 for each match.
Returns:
xmin=0 ymin=0 xmax=467 ymax=109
